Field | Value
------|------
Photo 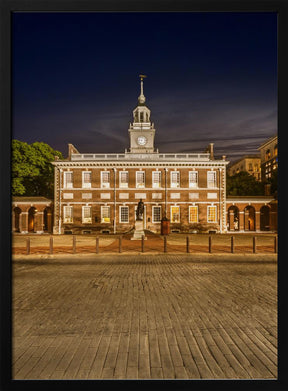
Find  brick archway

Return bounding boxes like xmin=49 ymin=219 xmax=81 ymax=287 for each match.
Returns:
xmin=260 ymin=205 xmax=270 ymax=231
xmin=244 ymin=205 xmax=256 ymax=231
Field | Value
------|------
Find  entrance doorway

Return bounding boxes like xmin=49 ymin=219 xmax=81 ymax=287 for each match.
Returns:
xmin=28 ymin=207 xmax=37 ymax=232
xmin=134 ymin=205 xmax=146 ymax=229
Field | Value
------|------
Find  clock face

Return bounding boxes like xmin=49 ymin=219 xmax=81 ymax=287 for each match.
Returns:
xmin=137 ymin=136 xmax=147 ymax=146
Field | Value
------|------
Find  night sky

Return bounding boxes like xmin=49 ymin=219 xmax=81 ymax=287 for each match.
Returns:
xmin=12 ymin=12 xmax=277 ymax=162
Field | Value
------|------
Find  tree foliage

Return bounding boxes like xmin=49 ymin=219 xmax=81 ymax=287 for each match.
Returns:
xmin=12 ymin=140 xmax=63 ymax=198
xmin=226 ymin=171 xmax=265 ymax=196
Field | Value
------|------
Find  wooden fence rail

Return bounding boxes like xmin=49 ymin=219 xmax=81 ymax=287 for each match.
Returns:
xmin=18 ymin=235 xmax=277 ymax=255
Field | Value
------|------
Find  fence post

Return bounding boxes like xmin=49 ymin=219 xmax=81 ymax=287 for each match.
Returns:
xmin=49 ymin=236 xmax=53 ymax=254
xmin=141 ymin=235 xmax=144 ymax=253
xmin=209 ymin=235 xmax=212 ymax=253
xmin=253 ymin=236 xmax=257 ymax=253
xmin=274 ymin=236 xmax=277 ymax=253
xmin=73 ymin=235 xmax=76 ymax=254
xmin=231 ymin=236 xmax=234 ymax=254
xmin=164 ymin=236 xmax=167 ymax=253
xmin=96 ymin=236 xmax=99 ymax=254
xmin=26 ymin=237 xmax=30 ymax=255
xmin=119 ymin=236 xmax=122 ymax=253
xmin=186 ymin=236 xmax=190 ymax=253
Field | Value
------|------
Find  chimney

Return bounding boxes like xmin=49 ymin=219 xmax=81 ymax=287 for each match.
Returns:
xmin=264 ymin=183 xmax=271 ymax=196
xmin=209 ymin=143 xmax=214 ymax=160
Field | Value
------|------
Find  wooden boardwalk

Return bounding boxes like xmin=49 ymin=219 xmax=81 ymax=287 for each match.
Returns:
xmin=12 ymin=254 xmax=277 ymax=380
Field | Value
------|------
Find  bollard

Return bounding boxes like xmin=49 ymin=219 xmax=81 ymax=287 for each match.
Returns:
xmin=96 ymin=236 xmax=99 ymax=254
xmin=209 ymin=235 xmax=212 ymax=253
xmin=26 ymin=237 xmax=30 ymax=255
xmin=73 ymin=235 xmax=76 ymax=254
xmin=253 ymin=236 xmax=257 ymax=253
xmin=186 ymin=236 xmax=190 ymax=253
xmin=141 ymin=235 xmax=144 ymax=253
xmin=231 ymin=236 xmax=234 ymax=254
xmin=274 ymin=236 xmax=277 ymax=253
xmin=164 ymin=236 xmax=167 ymax=253
xmin=119 ymin=236 xmax=122 ymax=253
xmin=49 ymin=236 xmax=53 ymax=254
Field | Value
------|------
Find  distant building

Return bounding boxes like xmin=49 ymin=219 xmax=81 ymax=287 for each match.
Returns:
xmin=227 ymin=155 xmax=261 ymax=181
xmin=52 ymin=77 xmax=229 ymax=234
xmin=258 ymin=135 xmax=278 ymax=181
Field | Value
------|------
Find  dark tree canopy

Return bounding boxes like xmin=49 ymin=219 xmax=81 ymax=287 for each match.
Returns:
xmin=12 ymin=140 xmax=63 ymax=198
xmin=226 ymin=171 xmax=265 ymax=196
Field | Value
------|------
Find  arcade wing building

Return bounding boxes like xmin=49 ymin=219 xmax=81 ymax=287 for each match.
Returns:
xmin=52 ymin=78 xmax=229 ymax=234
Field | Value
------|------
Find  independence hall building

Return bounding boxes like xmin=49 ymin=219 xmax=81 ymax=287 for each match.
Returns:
xmin=52 ymin=77 xmax=229 ymax=235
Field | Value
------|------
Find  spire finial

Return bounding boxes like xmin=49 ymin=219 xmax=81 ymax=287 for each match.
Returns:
xmin=138 ymin=74 xmax=147 ymax=104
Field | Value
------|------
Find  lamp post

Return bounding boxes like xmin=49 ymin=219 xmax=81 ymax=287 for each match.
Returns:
xmin=58 ymin=167 xmax=62 ymax=234
xmin=113 ymin=168 xmax=117 ymax=234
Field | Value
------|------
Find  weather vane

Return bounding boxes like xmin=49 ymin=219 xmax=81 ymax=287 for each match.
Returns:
xmin=139 ymin=74 xmax=147 ymax=81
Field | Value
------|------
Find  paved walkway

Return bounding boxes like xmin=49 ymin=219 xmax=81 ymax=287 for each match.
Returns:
xmin=12 ymin=255 xmax=277 ymax=380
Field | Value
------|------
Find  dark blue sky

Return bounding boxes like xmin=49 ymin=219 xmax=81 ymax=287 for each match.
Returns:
xmin=12 ymin=12 xmax=277 ymax=161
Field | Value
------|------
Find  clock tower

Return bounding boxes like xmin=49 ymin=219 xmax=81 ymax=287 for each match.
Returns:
xmin=128 ymin=75 xmax=156 ymax=154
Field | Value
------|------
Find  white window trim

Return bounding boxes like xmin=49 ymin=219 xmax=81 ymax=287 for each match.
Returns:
xmin=170 ymin=171 xmax=180 ymax=188
xmin=170 ymin=205 xmax=180 ymax=223
xmin=119 ymin=171 xmax=129 ymax=188
xmin=207 ymin=171 xmax=217 ymax=189
xmin=82 ymin=206 xmax=92 ymax=223
xmin=63 ymin=205 xmax=73 ymax=223
xmin=82 ymin=171 xmax=92 ymax=189
xmin=189 ymin=205 xmax=198 ymax=223
xmin=63 ymin=172 xmax=73 ymax=189
xmin=152 ymin=171 xmax=161 ymax=188
xmin=101 ymin=205 xmax=111 ymax=223
xmin=152 ymin=205 xmax=162 ymax=223
xmin=136 ymin=171 xmax=145 ymax=189
xmin=189 ymin=171 xmax=198 ymax=188
xmin=101 ymin=171 xmax=110 ymax=189
xmin=119 ymin=205 xmax=129 ymax=223
xmin=207 ymin=205 xmax=217 ymax=223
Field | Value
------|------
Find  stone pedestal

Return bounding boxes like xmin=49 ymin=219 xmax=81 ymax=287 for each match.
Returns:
xmin=131 ymin=219 xmax=146 ymax=240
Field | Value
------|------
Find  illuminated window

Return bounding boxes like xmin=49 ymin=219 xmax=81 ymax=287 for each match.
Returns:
xmin=101 ymin=171 xmax=110 ymax=188
xmin=82 ymin=206 xmax=92 ymax=223
xmin=119 ymin=206 xmax=129 ymax=223
xmin=63 ymin=206 xmax=73 ymax=223
xmin=189 ymin=171 xmax=198 ymax=188
xmin=101 ymin=206 xmax=110 ymax=223
xmin=189 ymin=206 xmax=198 ymax=223
xmin=248 ymin=163 xmax=253 ymax=171
xmin=63 ymin=172 xmax=73 ymax=189
xmin=274 ymin=145 xmax=278 ymax=156
xmin=171 ymin=206 xmax=180 ymax=223
xmin=207 ymin=171 xmax=217 ymax=188
xmin=265 ymin=149 xmax=271 ymax=161
xmin=152 ymin=171 xmax=161 ymax=188
xmin=119 ymin=171 xmax=129 ymax=188
xmin=82 ymin=171 xmax=91 ymax=188
xmin=152 ymin=206 xmax=162 ymax=223
xmin=136 ymin=171 xmax=145 ymax=188
xmin=207 ymin=205 xmax=217 ymax=223
xmin=171 ymin=171 xmax=180 ymax=188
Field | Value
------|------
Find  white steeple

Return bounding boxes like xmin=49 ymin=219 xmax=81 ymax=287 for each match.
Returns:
xmin=127 ymin=75 xmax=156 ymax=154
